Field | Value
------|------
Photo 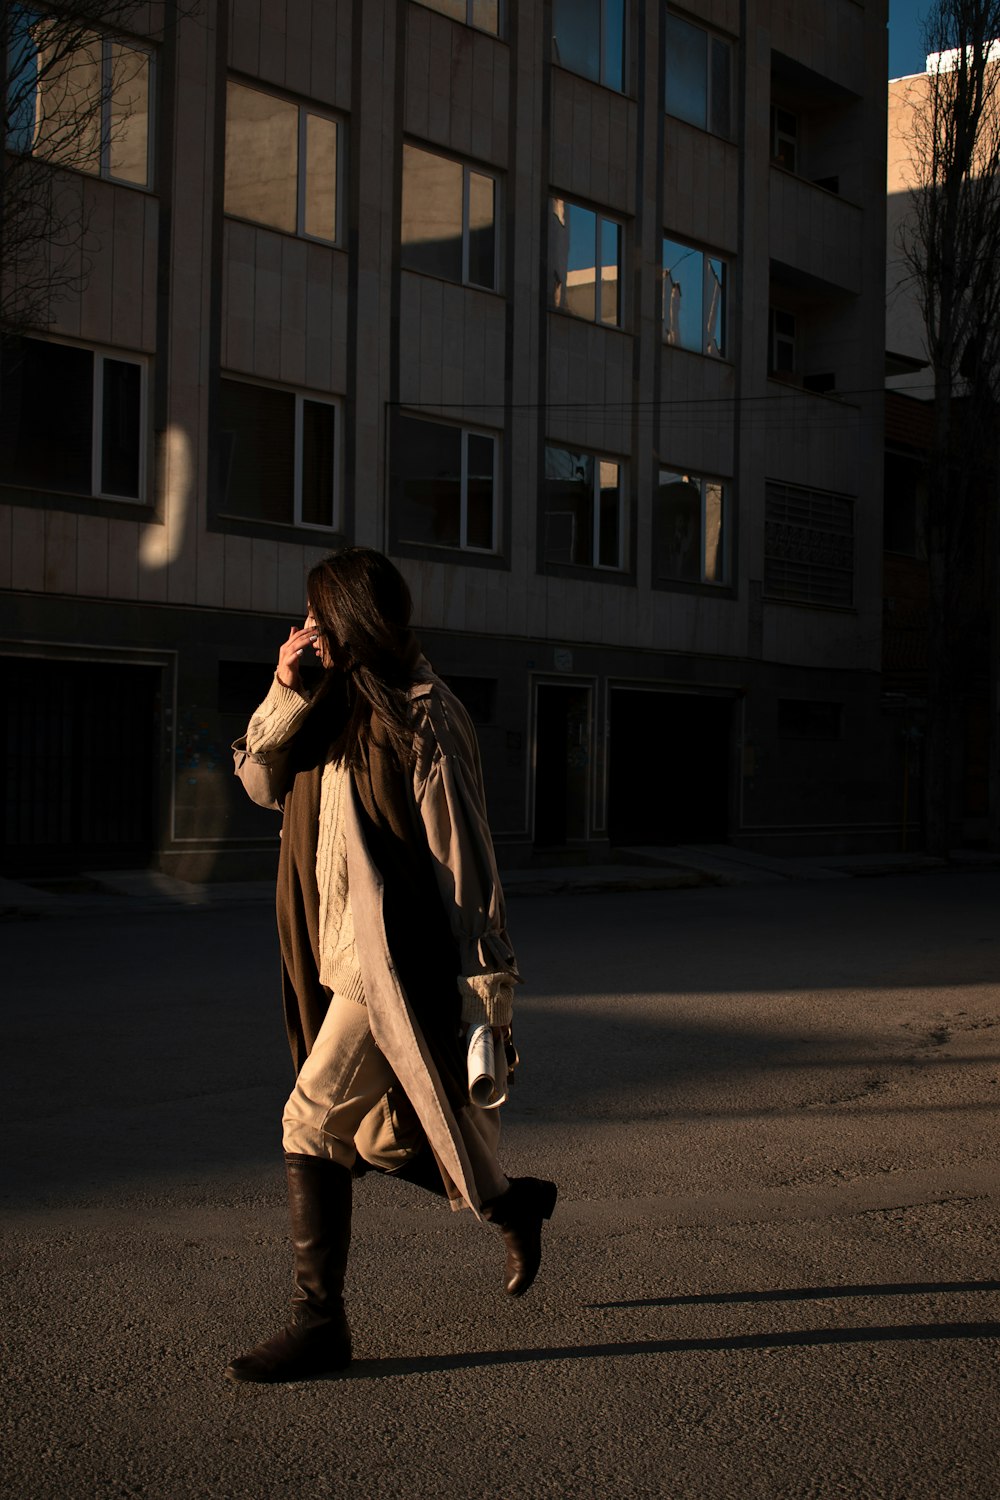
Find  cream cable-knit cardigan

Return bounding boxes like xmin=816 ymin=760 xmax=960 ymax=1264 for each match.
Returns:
xmin=244 ymin=668 xmax=517 ymax=1029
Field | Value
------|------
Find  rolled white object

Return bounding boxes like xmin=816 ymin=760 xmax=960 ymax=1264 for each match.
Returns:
xmin=466 ymin=1024 xmax=498 ymax=1108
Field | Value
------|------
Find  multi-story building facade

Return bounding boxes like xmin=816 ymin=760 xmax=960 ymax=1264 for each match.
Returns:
xmin=1 ymin=0 xmax=890 ymax=879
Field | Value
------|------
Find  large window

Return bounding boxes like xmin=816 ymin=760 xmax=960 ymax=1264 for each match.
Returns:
xmin=393 ymin=414 xmax=498 ymax=552
xmin=0 ymin=337 xmax=145 ymax=500
xmin=549 ymin=198 xmax=622 ymax=326
xmin=552 ymin=0 xmax=625 ymax=92
xmin=665 ymin=13 xmax=732 ymax=138
xmin=655 ymin=470 xmax=729 ymax=586
xmin=7 ymin=10 xmax=152 ymax=186
xmin=663 ymin=237 xmax=727 ymax=356
xmin=412 ymin=0 xmax=501 ymax=34
xmin=543 ymin=446 xmax=625 ymax=570
xmin=218 ymin=378 xmax=338 ymax=529
xmin=764 ymin=480 xmax=854 ymax=606
xmin=401 ymin=145 xmax=498 ymax=290
xmin=225 ymin=81 xmax=340 ymax=243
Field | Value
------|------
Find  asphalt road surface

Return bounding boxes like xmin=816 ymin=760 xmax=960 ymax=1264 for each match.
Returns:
xmin=2 ymin=872 xmax=999 ymax=1499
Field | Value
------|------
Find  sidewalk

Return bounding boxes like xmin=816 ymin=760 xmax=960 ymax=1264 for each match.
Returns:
xmin=2 ymin=844 xmax=997 ymax=919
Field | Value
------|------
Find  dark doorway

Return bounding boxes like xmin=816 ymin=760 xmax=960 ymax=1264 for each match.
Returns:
xmin=534 ymin=682 xmax=591 ymax=847
xmin=608 ymin=688 xmax=732 ymax=845
xmin=1 ymin=657 xmax=162 ymax=874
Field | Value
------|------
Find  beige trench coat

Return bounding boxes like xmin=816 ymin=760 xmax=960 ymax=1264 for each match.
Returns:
xmin=233 ymin=665 xmax=519 ymax=1215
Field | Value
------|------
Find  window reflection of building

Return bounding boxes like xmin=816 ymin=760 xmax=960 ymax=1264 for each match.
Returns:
xmin=656 ymin=470 xmax=728 ymax=585
xmin=544 ymin=446 xmax=624 ymax=569
xmin=218 ymin=379 xmax=337 ymax=529
xmin=550 ymin=198 xmax=621 ymax=326
xmin=401 ymin=144 xmax=497 ymax=289
xmin=393 ymin=414 xmax=497 ymax=552
xmin=663 ymin=237 xmax=727 ymax=356
xmin=412 ymin=0 xmax=501 ymax=35
xmin=225 ymin=81 xmax=339 ymax=243
xmin=665 ymin=12 xmax=732 ymax=138
xmin=552 ymin=0 xmax=626 ymax=92
xmin=9 ymin=14 xmax=152 ymax=186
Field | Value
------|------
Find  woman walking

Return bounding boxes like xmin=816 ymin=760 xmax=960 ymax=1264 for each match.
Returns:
xmin=227 ymin=547 xmax=556 ymax=1383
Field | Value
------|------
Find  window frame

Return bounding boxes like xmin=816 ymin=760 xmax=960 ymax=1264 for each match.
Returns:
xmin=92 ymin=347 xmax=148 ymax=501
xmin=224 ymin=78 xmax=344 ymax=247
xmin=664 ymin=10 xmax=733 ymax=140
xmin=0 ymin=334 xmax=149 ymax=505
xmin=217 ymin=374 xmax=341 ymax=533
xmin=6 ymin=16 xmax=155 ymax=189
xmin=551 ymin=0 xmax=627 ymax=93
xmin=411 ymin=0 xmax=503 ymax=37
xmin=662 ymin=233 xmax=729 ymax=358
xmin=542 ymin=443 xmax=628 ymax=574
xmin=391 ymin=410 xmax=501 ymax=556
xmin=654 ymin=466 xmax=732 ymax=590
xmin=400 ymin=141 xmax=501 ymax=292
xmin=549 ymin=195 xmax=625 ymax=329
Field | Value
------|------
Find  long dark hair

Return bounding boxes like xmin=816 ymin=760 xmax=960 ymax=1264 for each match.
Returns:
xmin=306 ymin=548 xmax=419 ymax=764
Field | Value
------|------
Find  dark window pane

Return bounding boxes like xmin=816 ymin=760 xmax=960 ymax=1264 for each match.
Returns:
xmin=565 ymin=202 xmax=597 ymax=321
xmin=466 ymin=432 xmax=495 ymax=549
xmin=603 ymin=0 xmax=626 ymax=90
xmin=303 ymin=113 xmax=338 ymax=242
xmin=0 ymin=337 xmax=93 ymax=494
xmin=224 ymin=81 xmax=297 ymax=232
xmin=550 ymin=198 xmax=570 ymax=310
xmin=665 ymin=15 xmax=707 ymax=130
xmin=656 ymin=471 xmax=702 ymax=582
xmin=704 ymin=481 xmax=726 ymax=582
xmin=600 ymin=218 xmax=621 ymax=325
xmin=709 ymin=36 xmax=732 ymax=137
xmin=597 ymin=460 xmax=620 ymax=567
xmin=471 ymin=0 xmax=500 ymax=35
xmin=553 ymin=0 xmax=600 ymax=82
xmin=219 ymin=378 xmax=295 ymax=523
xmin=401 ymin=145 xmax=463 ymax=283
xmin=706 ymin=257 xmax=726 ymax=356
xmin=544 ymin=446 xmax=593 ymax=565
xmin=663 ymin=238 xmax=703 ymax=352
xmin=418 ymin=0 xmax=466 ymax=19
xmin=395 ymin=414 xmax=462 ymax=546
xmin=300 ymin=400 xmax=335 ymax=526
xmin=101 ymin=358 xmax=141 ymax=498
xmin=468 ymin=171 xmax=496 ymax=289
xmin=109 ymin=43 xmax=150 ymax=186
xmin=6 ymin=7 xmax=39 ymax=153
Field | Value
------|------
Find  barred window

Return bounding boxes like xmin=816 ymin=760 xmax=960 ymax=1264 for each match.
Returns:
xmin=764 ymin=481 xmax=854 ymax=607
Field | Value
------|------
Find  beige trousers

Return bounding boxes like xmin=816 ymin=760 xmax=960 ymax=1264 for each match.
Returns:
xmin=281 ymin=991 xmax=508 ymax=1207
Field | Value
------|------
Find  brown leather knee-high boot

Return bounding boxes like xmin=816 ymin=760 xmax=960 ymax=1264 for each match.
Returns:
xmin=225 ymin=1154 xmax=353 ymax=1383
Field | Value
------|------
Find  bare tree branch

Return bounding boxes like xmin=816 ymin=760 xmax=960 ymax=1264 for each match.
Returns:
xmin=894 ymin=0 xmax=1000 ymax=852
xmin=1 ymin=1 xmax=196 ymax=335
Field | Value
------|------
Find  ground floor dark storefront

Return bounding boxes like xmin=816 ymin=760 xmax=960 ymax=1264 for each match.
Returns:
xmin=1 ymin=591 xmax=902 ymax=879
